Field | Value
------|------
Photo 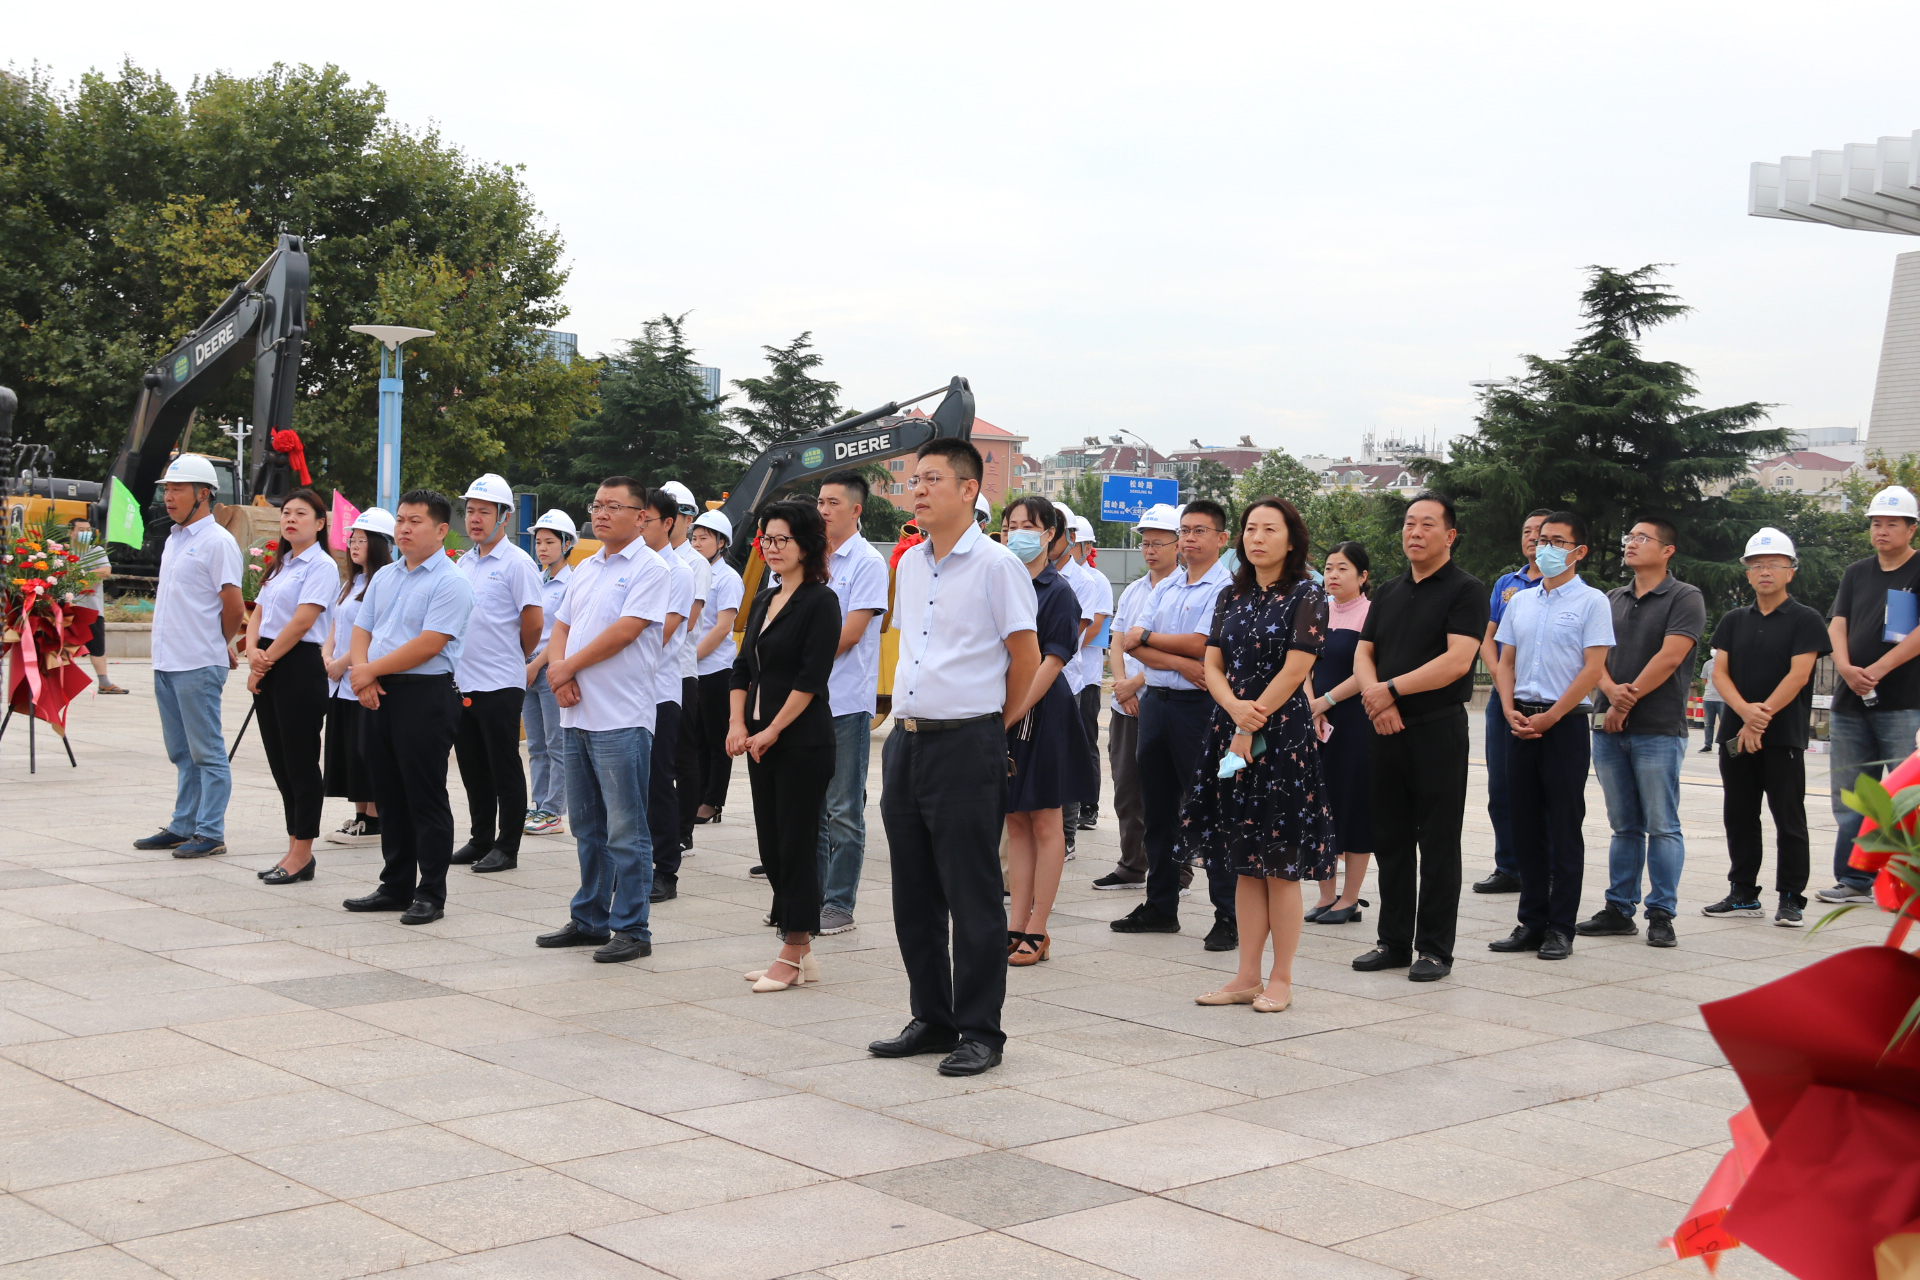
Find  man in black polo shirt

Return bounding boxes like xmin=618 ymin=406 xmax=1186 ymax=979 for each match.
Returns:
xmin=1706 ymin=528 xmax=1830 ymax=927
xmin=1352 ymin=493 xmax=1488 ymax=981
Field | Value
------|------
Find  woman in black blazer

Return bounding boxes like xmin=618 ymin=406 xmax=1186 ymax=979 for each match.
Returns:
xmin=728 ymin=499 xmax=842 ymax=992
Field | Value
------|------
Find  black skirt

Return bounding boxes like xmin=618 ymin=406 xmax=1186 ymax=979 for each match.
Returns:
xmin=1007 ymin=681 xmax=1098 ymax=813
xmin=323 ymin=697 xmax=374 ymax=802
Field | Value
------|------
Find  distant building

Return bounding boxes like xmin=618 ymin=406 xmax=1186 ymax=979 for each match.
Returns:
xmin=1322 ymin=462 xmax=1425 ymax=496
xmin=692 ymin=366 xmax=722 ymax=403
xmin=530 ymin=330 xmax=578 ymax=364
xmin=875 ymin=412 xmax=1029 ymax=513
xmin=1752 ymin=450 xmax=1861 ymax=509
xmin=1169 ymin=435 xmax=1265 ymax=476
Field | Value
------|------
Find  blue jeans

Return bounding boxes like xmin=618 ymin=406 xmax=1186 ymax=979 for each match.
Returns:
xmin=1484 ymin=698 xmax=1518 ymax=879
xmin=153 ymin=666 xmax=232 ymax=840
xmin=522 ymin=669 xmax=566 ymax=816
xmin=565 ymin=726 xmax=653 ymax=938
xmin=1828 ymin=705 xmax=1920 ymax=889
xmin=817 ymin=711 xmax=872 ymax=914
xmin=1592 ymin=730 xmax=1686 ymax=918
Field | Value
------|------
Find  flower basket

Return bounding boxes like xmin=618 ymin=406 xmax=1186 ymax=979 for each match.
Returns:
xmin=3 ymin=514 xmax=106 ymax=735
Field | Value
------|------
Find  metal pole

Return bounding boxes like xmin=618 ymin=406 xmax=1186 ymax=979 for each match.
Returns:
xmin=376 ymin=345 xmax=403 ymax=514
xmin=229 ymin=703 xmax=255 ymax=762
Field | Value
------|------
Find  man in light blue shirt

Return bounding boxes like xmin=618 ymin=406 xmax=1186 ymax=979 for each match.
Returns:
xmin=1491 ymin=510 xmax=1613 ymax=961
xmin=1473 ymin=509 xmax=1548 ymax=893
xmin=344 ymin=489 xmax=475 ymax=925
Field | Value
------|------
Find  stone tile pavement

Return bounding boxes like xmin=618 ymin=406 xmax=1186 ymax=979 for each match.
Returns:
xmin=0 ymin=663 xmax=1861 ymax=1278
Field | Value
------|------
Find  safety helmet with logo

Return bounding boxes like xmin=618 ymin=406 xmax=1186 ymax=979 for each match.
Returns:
xmin=1136 ymin=503 xmax=1181 ymax=533
xmin=462 ymin=473 xmax=516 ymax=511
xmin=1868 ymin=485 xmax=1920 ymax=522
xmin=692 ymin=510 xmax=734 ymax=544
xmin=531 ymin=509 xmax=577 ymax=542
xmin=1741 ymin=527 xmax=1798 ymax=566
xmin=351 ymin=507 xmax=398 ymax=540
xmin=659 ymin=481 xmax=698 ymax=515
xmin=160 ymin=454 xmax=220 ymax=487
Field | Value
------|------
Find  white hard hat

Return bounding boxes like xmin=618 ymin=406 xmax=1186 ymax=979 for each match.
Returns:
xmin=692 ymin=510 xmax=734 ymax=541
xmin=351 ymin=507 xmax=397 ymax=539
xmin=462 ymin=473 xmax=515 ymax=508
xmin=1868 ymin=485 xmax=1920 ymax=521
xmin=1137 ymin=503 xmax=1180 ymax=532
xmin=160 ymin=454 xmax=219 ymax=487
xmin=659 ymin=481 xmax=697 ymax=512
xmin=1054 ymin=500 xmax=1075 ymax=520
xmin=975 ymin=494 xmax=992 ymax=519
xmin=1742 ymin=527 xmax=1798 ymax=565
xmin=531 ymin=509 xmax=577 ymax=540
xmin=1072 ymin=516 xmax=1096 ymax=543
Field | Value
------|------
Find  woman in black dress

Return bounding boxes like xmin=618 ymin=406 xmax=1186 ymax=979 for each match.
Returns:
xmin=727 ymin=501 xmax=841 ymax=992
xmin=1002 ymin=496 xmax=1097 ymax=966
xmin=1176 ymin=497 xmax=1337 ymax=1012
xmin=1306 ymin=541 xmax=1374 ymax=925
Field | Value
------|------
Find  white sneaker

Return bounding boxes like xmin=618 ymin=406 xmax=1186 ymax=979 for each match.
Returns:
xmin=324 ymin=817 xmax=360 ymax=845
xmin=325 ymin=816 xmax=381 ymax=847
xmin=1815 ymin=883 xmax=1873 ymax=904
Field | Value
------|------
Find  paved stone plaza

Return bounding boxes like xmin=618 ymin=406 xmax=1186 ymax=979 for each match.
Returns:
xmin=0 ymin=662 xmax=1859 ymax=1279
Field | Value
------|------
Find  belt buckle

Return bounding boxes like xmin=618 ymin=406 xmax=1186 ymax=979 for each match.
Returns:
xmin=902 ymin=717 xmax=919 ymax=733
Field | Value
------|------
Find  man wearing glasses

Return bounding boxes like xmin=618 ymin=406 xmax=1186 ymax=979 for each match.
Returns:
xmin=870 ymin=438 xmax=1038 ymax=1077
xmin=1112 ymin=499 xmax=1238 ymax=952
xmin=1474 ymin=509 xmax=1549 ymax=895
xmin=1580 ymin=519 xmax=1705 ymax=948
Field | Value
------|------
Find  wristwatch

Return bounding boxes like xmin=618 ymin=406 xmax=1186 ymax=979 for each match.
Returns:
xmin=1386 ymin=679 xmax=1400 ymax=699
xmin=1139 ymin=629 xmax=1153 ymax=649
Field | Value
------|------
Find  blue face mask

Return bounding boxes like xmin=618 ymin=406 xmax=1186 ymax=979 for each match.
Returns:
xmin=1535 ymin=543 xmax=1573 ymax=577
xmin=1006 ymin=530 xmax=1045 ymax=564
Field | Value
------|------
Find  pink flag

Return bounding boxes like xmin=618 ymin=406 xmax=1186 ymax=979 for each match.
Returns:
xmin=329 ymin=492 xmax=362 ymax=551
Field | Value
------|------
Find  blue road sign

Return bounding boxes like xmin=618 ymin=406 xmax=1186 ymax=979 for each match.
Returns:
xmin=1101 ymin=474 xmax=1179 ymax=523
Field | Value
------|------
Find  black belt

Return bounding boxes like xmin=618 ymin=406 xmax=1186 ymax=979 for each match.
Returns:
xmin=1142 ymin=687 xmax=1209 ymax=703
xmin=383 ymin=673 xmax=455 ymax=686
xmin=1514 ymin=699 xmax=1588 ymax=715
xmin=896 ymin=712 xmax=1000 ymax=733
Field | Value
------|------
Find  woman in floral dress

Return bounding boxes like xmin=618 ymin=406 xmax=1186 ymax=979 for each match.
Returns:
xmin=1177 ymin=497 xmax=1338 ymax=1012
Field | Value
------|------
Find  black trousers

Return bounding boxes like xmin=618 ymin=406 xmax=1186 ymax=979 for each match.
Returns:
xmin=881 ymin=716 xmax=1009 ymax=1049
xmin=748 ymin=740 xmax=834 ymax=933
xmin=1077 ymin=684 xmax=1103 ymax=817
xmin=695 ymin=670 xmax=735 ymax=811
xmin=677 ymin=676 xmax=701 ymax=851
xmin=1507 ymin=709 xmax=1591 ymax=937
xmin=1720 ymin=742 xmax=1810 ymax=905
xmin=1141 ymin=690 xmax=1237 ymax=920
xmin=366 ymin=675 xmax=461 ymax=906
xmin=453 ymin=686 xmax=527 ymax=857
xmin=1372 ymin=709 xmax=1468 ymax=964
xmin=254 ymin=640 xmax=328 ymax=840
xmin=649 ymin=699 xmax=682 ymax=879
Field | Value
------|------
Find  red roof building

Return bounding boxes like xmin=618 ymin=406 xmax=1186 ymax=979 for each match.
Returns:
xmin=873 ymin=411 xmax=1029 ymax=513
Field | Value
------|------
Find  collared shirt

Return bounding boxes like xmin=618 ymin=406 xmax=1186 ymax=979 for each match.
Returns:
xmin=1598 ymin=574 xmax=1707 ymax=736
xmin=556 ymin=539 xmax=669 ymax=733
xmin=1068 ymin=558 xmax=1115 ymax=694
xmin=891 ymin=523 xmax=1038 ymax=719
xmin=1056 ymin=558 xmax=1097 ymax=695
xmin=536 ymin=564 xmax=573 ymax=650
xmin=357 ymin=550 xmax=475 ymax=676
xmin=823 ymin=533 xmax=890 ymax=717
xmin=152 ymin=515 xmax=243 ymax=672
xmin=1107 ymin=571 xmax=1160 ymax=715
xmin=1829 ymin=553 xmax=1920 ymax=712
xmin=1495 ymin=575 xmax=1614 ymax=705
xmin=1487 ymin=563 xmax=1542 ymax=656
xmin=1140 ymin=559 xmax=1231 ymax=690
xmin=1360 ymin=559 xmax=1488 ymax=723
xmin=655 ymin=550 xmax=694 ymax=705
xmin=1712 ymin=596 xmax=1831 ymax=749
xmin=328 ymin=574 xmax=366 ymax=700
xmin=694 ymin=557 xmax=745 ymax=677
xmin=254 ymin=540 xmax=337 ymax=645
xmin=455 ymin=538 xmax=544 ymax=693
xmin=675 ymin=540 xmax=712 ymax=681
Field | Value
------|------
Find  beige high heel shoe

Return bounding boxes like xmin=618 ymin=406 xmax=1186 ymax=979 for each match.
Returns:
xmin=1195 ymin=984 xmax=1262 ymax=1006
xmin=746 ymin=953 xmax=818 ymax=991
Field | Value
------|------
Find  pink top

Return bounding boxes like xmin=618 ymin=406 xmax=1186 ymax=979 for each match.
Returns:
xmin=1328 ymin=592 xmax=1370 ymax=632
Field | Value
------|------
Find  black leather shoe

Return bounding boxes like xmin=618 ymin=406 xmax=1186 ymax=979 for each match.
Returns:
xmin=1537 ymin=930 xmax=1573 ymax=960
xmin=1110 ymin=904 xmax=1180 ymax=934
xmin=1203 ymin=914 xmax=1238 ymax=952
xmin=593 ymin=931 xmax=650 ymax=963
xmin=1315 ymin=899 xmax=1368 ymax=925
xmin=1473 ymin=871 xmax=1522 ymax=894
xmin=1575 ymin=906 xmax=1638 ymax=936
xmin=133 ymin=829 xmax=190 ymax=851
xmin=1488 ymin=926 xmax=1545 ymax=952
xmin=449 ymin=841 xmax=489 ymax=866
xmin=650 ymin=876 xmax=678 ymax=903
xmin=536 ymin=921 xmax=611 ymax=948
xmin=1409 ymin=954 xmax=1451 ymax=982
xmin=868 ymin=1019 xmax=961 ymax=1058
xmin=342 ymin=891 xmax=409 ymax=912
xmin=471 ymin=849 xmax=517 ymax=874
xmin=937 ymin=1040 xmax=1003 ymax=1077
xmin=749 ymin=864 xmax=767 ymax=878
xmin=1352 ymin=947 xmax=1412 ymax=971
xmin=399 ymin=900 xmax=444 ymax=925
xmin=262 ymin=857 xmax=315 ymax=885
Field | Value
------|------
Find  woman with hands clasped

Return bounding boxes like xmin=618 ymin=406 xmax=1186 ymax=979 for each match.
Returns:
xmin=320 ymin=508 xmax=394 ymax=854
xmin=1306 ymin=542 xmax=1374 ymax=925
xmin=728 ymin=501 xmax=841 ymax=992
xmin=1176 ymin=498 xmax=1338 ymax=1012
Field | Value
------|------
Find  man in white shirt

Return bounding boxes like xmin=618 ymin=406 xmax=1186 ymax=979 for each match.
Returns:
xmin=1068 ymin=517 xmax=1114 ymax=833
xmin=450 ymin=474 xmax=545 ymax=874
xmin=688 ymin=510 xmax=745 ymax=825
xmin=640 ymin=489 xmax=693 ymax=901
xmin=813 ymin=471 xmax=891 ymax=934
xmin=535 ymin=476 xmax=669 ymax=963
xmin=136 ymin=454 xmax=244 ymax=860
xmin=1092 ymin=504 xmax=1184 ymax=892
xmin=870 ymin=439 xmax=1039 ymax=1078
xmin=660 ymin=480 xmax=712 ymax=855
xmin=1047 ymin=507 xmax=1097 ymax=856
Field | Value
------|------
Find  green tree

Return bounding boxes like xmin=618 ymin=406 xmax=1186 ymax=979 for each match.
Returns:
xmin=1234 ymin=449 xmax=1320 ymax=512
xmin=1185 ymin=459 xmax=1235 ymax=510
xmin=728 ymin=332 xmax=844 ymax=451
xmin=0 ymin=60 xmax=595 ymax=496
xmin=1426 ymin=265 xmax=1788 ymax=615
xmin=1063 ymin=471 xmax=1134 ymax=545
xmin=1302 ymin=488 xmax=1409 ymax=581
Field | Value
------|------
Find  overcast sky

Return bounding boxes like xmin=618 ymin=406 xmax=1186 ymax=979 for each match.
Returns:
xmin=15 ymin=1 xmax=1920 ymax=461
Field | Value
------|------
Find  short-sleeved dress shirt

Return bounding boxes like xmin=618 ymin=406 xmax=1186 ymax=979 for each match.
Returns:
xmin=254 ymin=540 xmax=337 ymax=645
xmin=1069 ymin=558 xmax=1115 ymax=693
xmin=1597 ymin=574 xmax=1707 ymax=735
xmin=1487 ymin=564 xmax=1542 ymax=657
xmin=654 ymin=550 xmax=694 ymax=705
xmin=1141 ymin=559 xmax=1232 ymax=690
xmin=328 ymin=575 xmax=366 ymax=700
xmin=695 ymin=558 xmax=746 ymax=677
xmin=675 ymin=541 xmax=712 ymax=681
xmin=356 ymin=551 xmax=475 ymax=676
xmin=823 ymin=533 xmax=891 ymax=717
xmin=536 ymin=564 xmax=573 ymax=650
xmin=556 ymin=540 xmax=670 ymax=733
xmin=1108 ymin=572 xmax=1159 ymax=716
xmin=891 ymin=524 xmax=1038 ymax=720
xmin=1359 ymin=560 xmax=1488 ymax=724
xmin=1494 ymin=575 xmax=1614 ymax=706
xmin=456 ymin=539 xmax=544 ymax=693
xmin=152 ymin=515 xmax=244 ymax=672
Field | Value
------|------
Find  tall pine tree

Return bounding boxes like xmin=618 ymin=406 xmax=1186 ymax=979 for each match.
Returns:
xmin=728 ymin=332 xmax=844 ymax=450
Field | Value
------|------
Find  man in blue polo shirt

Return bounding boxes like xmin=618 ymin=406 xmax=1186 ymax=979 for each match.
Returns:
xmin=1474 ymin=509 xmax=1548 ymax=894
xmin=344 ymin=489 xmax=475 ymax=925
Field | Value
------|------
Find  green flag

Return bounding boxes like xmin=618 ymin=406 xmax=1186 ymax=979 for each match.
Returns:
xmin=106 ymin=476 xmax=144 ymax=548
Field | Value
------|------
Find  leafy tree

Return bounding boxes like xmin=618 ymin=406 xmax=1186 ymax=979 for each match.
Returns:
xmin=1426 ymin=265 xmax=1788 ymax=615
xmin=1234 ymin=449 xmax=1320 ymax=513
xmin=728 ymin=332 xmax=844 ymax=451
xmin=1184 ymin=458 xmax=1236 ymax=510
xmin=1063 ymin=470 xmax=1134 ymax=546
xmin=1302 ymin=488 xmax=1409 ymax=581
xmin=0 ymin=60 xmax=594 ymax=497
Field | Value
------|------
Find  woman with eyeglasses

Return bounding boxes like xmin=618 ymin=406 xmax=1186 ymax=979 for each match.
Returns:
xmin=1306 ymin=541 xmax=1374 ymax=925
xmin=728 ymin=501 xmax=841 ymax=991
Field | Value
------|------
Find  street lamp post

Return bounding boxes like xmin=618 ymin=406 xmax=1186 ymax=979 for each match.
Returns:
xmin=348 ymin=325 xmax=436 ymax=514
xmin=1108 ymin=429 xmax=1155 ymax=476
